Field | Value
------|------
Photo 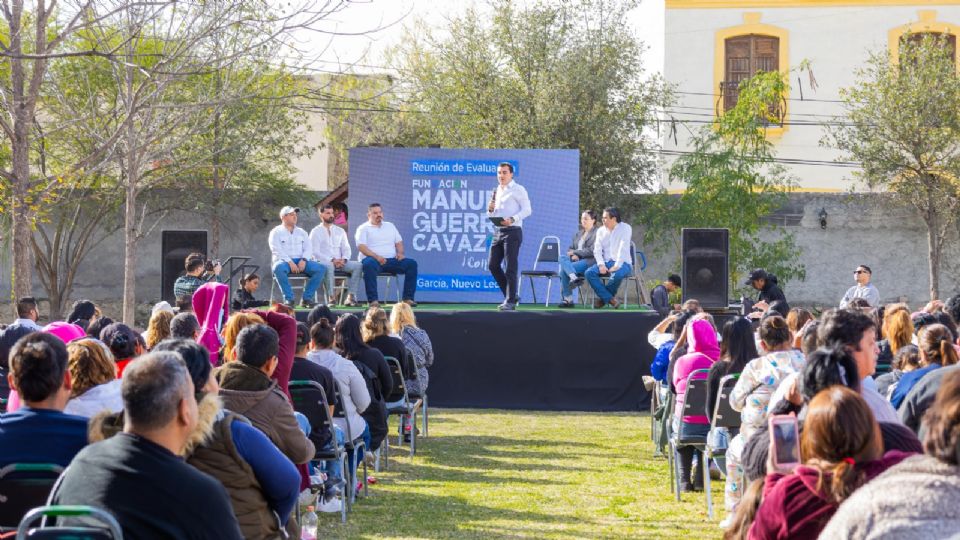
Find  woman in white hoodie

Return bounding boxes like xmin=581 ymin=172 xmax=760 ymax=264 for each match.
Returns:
xmin=63 ymin=339 xmax=123 ymax=418
xmin=306 ymin=319 xmax=371 ymax=484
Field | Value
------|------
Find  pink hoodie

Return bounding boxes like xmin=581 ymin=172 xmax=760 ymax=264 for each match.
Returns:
xmin=673 ymin=319 xmax=721 ymax=424
xmin=192 ymin=282 xmax=230 ymax=366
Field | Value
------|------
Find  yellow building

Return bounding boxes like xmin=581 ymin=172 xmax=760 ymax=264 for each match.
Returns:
xmin=663 ymin=0 xmax=960 ymax=191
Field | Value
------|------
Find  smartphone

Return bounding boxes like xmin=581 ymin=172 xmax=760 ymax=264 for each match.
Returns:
xmin=769 ymin=413 xmax=800 ymax=473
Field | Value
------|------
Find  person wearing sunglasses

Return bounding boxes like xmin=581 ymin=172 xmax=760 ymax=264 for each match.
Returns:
xmin=840 ymin=265 xmax=880 ymax=309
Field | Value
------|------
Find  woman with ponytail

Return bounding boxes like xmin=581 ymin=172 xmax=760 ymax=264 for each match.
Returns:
xmin=889 ymin=324 xmax=958 ymax=409
xmin=748 ymin=386 xmax=913 ymax=540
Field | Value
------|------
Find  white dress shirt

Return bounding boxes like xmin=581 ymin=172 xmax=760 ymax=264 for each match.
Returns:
xmin=268 ymin=224 xmax=312 ymax=265
xmin=839 ymin=283 xmax=881 ymax=308
xmin=309 ymin=224 xmax=352 ymax=262
xmin=355 ymin=221 xmax=402 ymax=259
xmin=488 ymin=180 xmax=532 ymax=227
xmin=593 ymin=222 xmax=633 ymax=267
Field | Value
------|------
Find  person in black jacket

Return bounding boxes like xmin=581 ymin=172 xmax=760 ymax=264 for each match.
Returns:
xmin=362 ymin=307 xmax=415 ymax=385
xmin=335 ymin=314 xmax=390 ymax=452
xmin=745 ymin=268 xmax=789 ymax=318
xmin=232 ymin=273 xmax=269 ymax=310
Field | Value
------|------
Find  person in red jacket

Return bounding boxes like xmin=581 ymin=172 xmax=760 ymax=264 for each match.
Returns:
xmin=748 ymin=386 xmax=914 ymax=540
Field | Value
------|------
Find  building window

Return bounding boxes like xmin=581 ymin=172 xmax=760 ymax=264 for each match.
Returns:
xmin=723 ymin=34 xmax=780 ymax=112
xmin=900 ymin=31 xmax=957 ymax=63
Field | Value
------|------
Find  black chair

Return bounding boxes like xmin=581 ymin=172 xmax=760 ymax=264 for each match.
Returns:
xmin=375 ymin=270 xmax=402 ymax=304
xmin=329 ymin=382 xmax=367 ymax=508
xmin=0 ymin=367 xmax=9 ymax=413
xmin=16 ymin=505 xmax=122 ymax=539
xmin=668 ymin=369 xmax=710 ymax=502
xmin=518 ymin=236 xmax=561 ymax=306
xmin=288 ymin=380 xmax=348 ymax=523
xmin=382 ymin=356 xmax=422 ymax=468
xmin=0 ymin=464 xmax=64 ymax=532
xmin=704 ymin=373 xmax=741 ymax=518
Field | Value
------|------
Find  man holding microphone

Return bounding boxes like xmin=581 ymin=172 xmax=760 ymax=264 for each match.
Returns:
xmin=487 ymin=162 xmax=532 ymax=311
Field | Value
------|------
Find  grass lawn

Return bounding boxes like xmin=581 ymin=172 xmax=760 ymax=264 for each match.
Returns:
xmin=316 ymin=409 xmax=724 ymax=539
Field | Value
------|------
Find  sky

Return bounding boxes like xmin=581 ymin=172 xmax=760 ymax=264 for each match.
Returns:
xmin=296 ymin=0 xmax=665 ymax=76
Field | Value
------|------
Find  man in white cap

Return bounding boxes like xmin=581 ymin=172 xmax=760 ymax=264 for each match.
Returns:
xmin=268 ymin=206 xmax=325 ymax=307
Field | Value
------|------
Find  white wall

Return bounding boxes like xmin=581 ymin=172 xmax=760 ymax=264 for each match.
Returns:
xmin=663 ymin=4 xmax=960 ymax=191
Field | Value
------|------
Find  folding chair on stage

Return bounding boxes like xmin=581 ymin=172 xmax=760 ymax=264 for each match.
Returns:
xmin=518 ymin=236 xmax=561 ymax=307
xmin=15 ymin=505 xmax=122 ymax=540
xmin=269 ymin=274 xmax=311 ymax=304
xmin=667 ymin=369 xmax=710 ymax=502
xmin=382 ymin=356 xmax=423 ymax=469
xmin=289 ymin=380 xmax=349 ymax=523
xmin=320 ymin=271 xmax=351 ymax=306
xmin=704 ymin=373 xmax=741 ymax=518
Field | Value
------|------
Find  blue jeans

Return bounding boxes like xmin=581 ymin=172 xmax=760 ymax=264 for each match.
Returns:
xmin=584 ymin=260 xmax=632 ymax=302
xmin=559 ymin=256 xmax=594 ymax=300
xmin=346 ymin=424 xmax=372 ymax=481
xmin=361 ymin=256 xmax=418 ymax=301
xmin=272 ymin=258 xmax=325 ymax=303
xmin=318 ymin=425 xmax=346 ymax=481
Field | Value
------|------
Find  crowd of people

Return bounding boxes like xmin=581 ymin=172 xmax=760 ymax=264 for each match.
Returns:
xmin=0 ymin=290 xmax=434 ymax=538
xmin=648 ymin=265 xmax=960 ymax=539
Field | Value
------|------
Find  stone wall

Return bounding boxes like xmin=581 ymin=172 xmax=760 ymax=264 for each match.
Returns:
xmin=633 ymin=192 xmax=960 ymax=311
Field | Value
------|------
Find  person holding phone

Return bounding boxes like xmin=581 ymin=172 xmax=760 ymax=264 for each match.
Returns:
xmin=487 ymin=162 xmax=532 ymax=311
xmin=749 ymin=387 xmax=913 ymax=540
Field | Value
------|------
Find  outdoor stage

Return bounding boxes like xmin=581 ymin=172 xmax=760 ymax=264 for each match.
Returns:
xmin=295 ymin=304 xmax=660 ymax=412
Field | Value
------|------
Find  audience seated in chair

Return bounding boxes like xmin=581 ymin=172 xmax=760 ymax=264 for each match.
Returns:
xmin=214 ymin=324 xmax=315 ymax=467
xmin=390 ymin=302 xmax=434 ymax=397
xmin=672 ymin=318 xmax=720 ymax=491
xmin=307 ymin=319 xmax=371 ymax=497
xmin=169 ymin=312 xmax=201 ymax=340
xmin=50 ymin=352 xmax=243 ymax=539
xmin=363 ymin=307 xmax=415 ymax=383
xmin=821 ymin=369 xmax=960 ymax=539
xmin=290 ymin=322 xmax=338 ymax=454
xmin=750 ymin=386 xmax=913 ymax=540
xmin=335 ymin=314 xmax=391 ymax=454
xmin=63 ymin=339 xmax=123 ymax=418
xmin=220 ymin=309 xmax=296 ymax=397
xmin=0 ymin=332 xmax=88 ymax=468
xmin=100 ymin=323 xmax=144 ymax=378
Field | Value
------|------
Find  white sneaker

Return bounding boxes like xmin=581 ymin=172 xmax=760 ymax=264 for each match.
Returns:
xmin=316 ymin=495 xmax=342 ymax=513
xmin=719 ymin=516 xmax=733 ymax=530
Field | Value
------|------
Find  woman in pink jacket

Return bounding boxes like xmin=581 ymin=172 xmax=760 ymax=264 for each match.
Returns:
xmin=672 ymin=318 xmax=720 ymax=491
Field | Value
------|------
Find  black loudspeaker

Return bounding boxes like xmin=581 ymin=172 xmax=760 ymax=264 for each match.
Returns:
xmin=161 ymin=230 xmax=208 ymax=303
xmin=681 ymin=228 xmax=729 ymax=309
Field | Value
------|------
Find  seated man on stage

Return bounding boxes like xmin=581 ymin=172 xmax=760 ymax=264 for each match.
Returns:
xmin=558 ymin=210 xmax=598 ymax=308
xmin=268 ymin=206 xmax=325 ymax=308
xmin=310 ymin=204 xmax=363 ymax=306
xmin=355 ymin=203 xmax=418 ymax=307
xmin=584 ymin=207 xmax=633 ymax=309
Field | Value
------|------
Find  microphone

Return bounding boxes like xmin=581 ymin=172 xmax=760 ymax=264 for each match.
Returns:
xmin=488 ymin=186 xmax=497 ymax=213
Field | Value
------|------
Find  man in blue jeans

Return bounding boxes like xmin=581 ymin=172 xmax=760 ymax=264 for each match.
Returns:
xmin=584 ymin=207 xmax=633 ymax=309
xmin=268 ymin=206 xmax=325 ymax=307
xmin=355 ymin=203 xmax=418 ymax=307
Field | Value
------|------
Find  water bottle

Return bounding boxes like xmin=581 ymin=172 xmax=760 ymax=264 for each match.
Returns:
xmin=301 ymin=506 xmax=318 ymax=540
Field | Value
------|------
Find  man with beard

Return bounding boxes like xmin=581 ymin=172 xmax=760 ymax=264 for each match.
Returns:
xmin=310 ymin=204 xmax=363 ymax=306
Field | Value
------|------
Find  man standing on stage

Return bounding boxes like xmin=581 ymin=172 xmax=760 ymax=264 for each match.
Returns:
xmin=487 ymin=162 xmax=532 ymax=311
xmin=269 ymin=206 xmax=325 ymax=308
xmin=584 ymin=207 xmax=633 ymax=309
xmin=310 ymin=204 xmax=363 ymax=306
xmin=356 ymin=203 xmax=419 ymax=307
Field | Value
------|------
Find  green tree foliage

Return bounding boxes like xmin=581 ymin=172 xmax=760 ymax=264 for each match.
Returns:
xmin=324 ymin=0 xmax=669 ymax=211
xmin=826 ymin=34 xmax=960 ymax=301
xmin=647 ymin=70 xmax=805 ymax=293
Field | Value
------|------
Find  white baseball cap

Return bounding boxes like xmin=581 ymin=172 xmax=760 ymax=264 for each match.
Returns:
xmin=279 ymin=206 xmax=300 ymax=219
